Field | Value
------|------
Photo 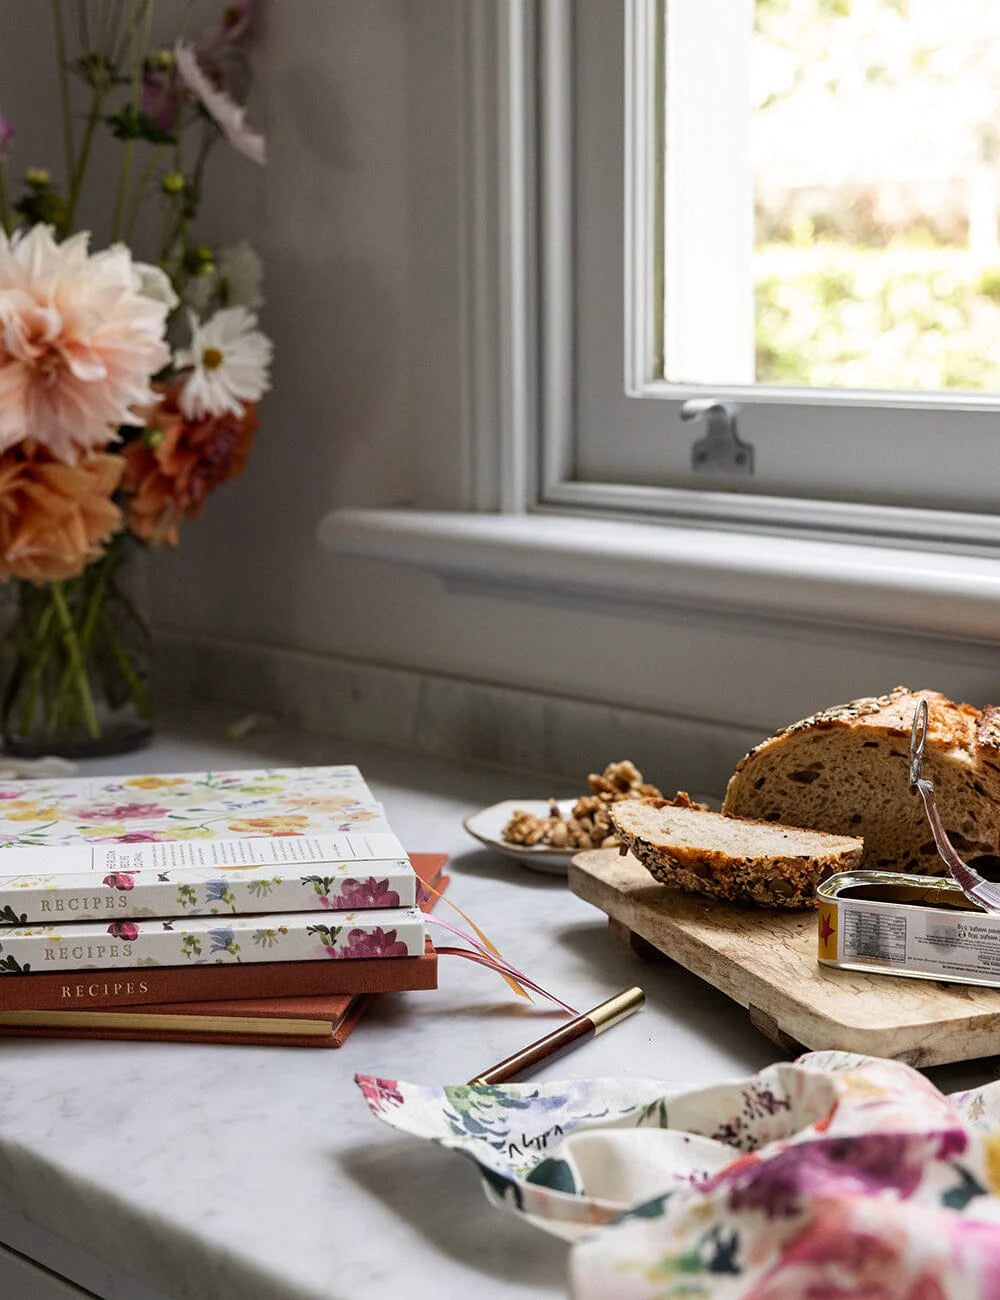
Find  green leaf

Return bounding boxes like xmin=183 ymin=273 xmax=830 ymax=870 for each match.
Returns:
xmin=105 ymin=105 xmax=177 ymax=146
xmin=525 ymin=1158 xmax=577 ymax=1192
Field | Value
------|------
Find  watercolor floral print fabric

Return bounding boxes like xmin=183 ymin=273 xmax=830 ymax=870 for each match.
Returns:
xmin=0 ymin=765 xmax=384 ymax=847
xmin=357 ymin=1051 xmax=1000 ymax=1298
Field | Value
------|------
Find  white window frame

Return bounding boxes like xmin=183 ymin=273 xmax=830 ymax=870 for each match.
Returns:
xmin=318 ymin=0 xmax=1000 ymax=645
xmin=531 ymin=0 xmax=1000 ymax=548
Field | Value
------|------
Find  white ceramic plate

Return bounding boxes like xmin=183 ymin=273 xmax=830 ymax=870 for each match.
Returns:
xmin=462 ymin=798 xmax=579 ymax=874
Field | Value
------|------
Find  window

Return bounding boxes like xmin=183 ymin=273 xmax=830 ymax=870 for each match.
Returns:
xmin=535 ymin=0 xmax=1000 ymax=544
xmin=318 ymin=0 xmax=1000 ymax=645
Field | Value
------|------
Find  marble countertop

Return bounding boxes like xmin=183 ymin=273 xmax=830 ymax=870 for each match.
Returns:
xmin=0 ymin=713 xmax=993 ymax=1300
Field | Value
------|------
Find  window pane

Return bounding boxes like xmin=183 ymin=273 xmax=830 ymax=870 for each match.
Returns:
xmin=666 ymin=0 xmax=1000 ymax=392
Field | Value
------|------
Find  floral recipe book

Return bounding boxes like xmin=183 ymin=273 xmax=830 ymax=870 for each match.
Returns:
xmin=0 ymin=766 xmax=417 ymax=922
xmin=0 ymin=906 xmax=426 ymax=975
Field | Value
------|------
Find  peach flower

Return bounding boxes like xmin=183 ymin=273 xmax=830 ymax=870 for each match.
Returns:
xmin=122 ymin=385 xmax=256 ymax=547
xmin=227 ymin=816 xmax=311 ymax=834
xmin=0 ymin=225 xmax=172 ymax=462
xmin=124 ymin=776 xmax=188 ymax=789
xmin=0 ymin=446 xmax=123 ymax=582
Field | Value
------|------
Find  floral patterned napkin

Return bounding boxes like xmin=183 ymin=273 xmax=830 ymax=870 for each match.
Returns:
xmin=357 ymin=1052 xmax=1000 ymax=1297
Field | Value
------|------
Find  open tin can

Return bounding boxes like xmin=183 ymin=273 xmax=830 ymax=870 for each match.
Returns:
xmin=817 ymin=871 xmax=1000 ymax=988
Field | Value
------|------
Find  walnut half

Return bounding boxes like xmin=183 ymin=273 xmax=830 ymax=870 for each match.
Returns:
xmin=500 ymin=761 xmax=705 ymax=853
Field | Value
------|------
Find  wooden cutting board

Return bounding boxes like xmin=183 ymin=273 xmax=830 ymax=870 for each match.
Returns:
xmin=569 ymin=848 xmax=1000 ymax=1068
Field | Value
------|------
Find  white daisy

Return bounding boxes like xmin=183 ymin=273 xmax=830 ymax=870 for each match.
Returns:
xmin=218 ymin=241 xmax=264 ymax=309
xmin=175 ymin=307 xmax=272 ymax=419
xmin=182 ymin=240 xmax=264 ymax=314
xmin=174 ymin=42 xmax=266 ymax=165
xmin=131 ymin=258 xmax=179 ymax=311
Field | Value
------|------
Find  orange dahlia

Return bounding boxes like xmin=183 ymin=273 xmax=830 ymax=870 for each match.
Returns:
xmin=122 ymin=385 xmax=257 ymax=547
xmin=0 ymin=446 xmax=123 ymax=582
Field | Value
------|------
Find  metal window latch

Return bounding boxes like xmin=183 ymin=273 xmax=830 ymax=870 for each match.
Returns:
xmin=680 ymin=399 xmax=754 ymax=477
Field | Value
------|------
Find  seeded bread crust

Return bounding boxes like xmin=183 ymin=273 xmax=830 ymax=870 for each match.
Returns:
xmin=610 ymin=799 xmax=864 ymax=909
xmin=723 ymin=686 xmax=1000 ymax=875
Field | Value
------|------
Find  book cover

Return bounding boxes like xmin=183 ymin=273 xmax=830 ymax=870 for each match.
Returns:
xmin=0 ymin=765 xmax=418 ymax=920
xmin=0 ymin=934 xmax=438 ymax=1012
xmin=0 ymin=855 xmax=450 ymax=1046
xmin=0 ymin=905 xmax=426 ymax=975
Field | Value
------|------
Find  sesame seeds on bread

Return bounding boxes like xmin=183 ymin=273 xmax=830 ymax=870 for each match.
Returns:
xmin=722 ymin=686 xmax=1000 ymax=876
xmin=609 ymin=799 xmax=864 ymax=909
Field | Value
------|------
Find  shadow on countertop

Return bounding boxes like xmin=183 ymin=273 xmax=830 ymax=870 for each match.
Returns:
xmin=337 ymin=1136 xmax=569 ymax=1296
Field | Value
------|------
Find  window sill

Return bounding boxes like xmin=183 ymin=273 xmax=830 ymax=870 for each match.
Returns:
xmin=317 ymin=507 xmax=1000 ymax=642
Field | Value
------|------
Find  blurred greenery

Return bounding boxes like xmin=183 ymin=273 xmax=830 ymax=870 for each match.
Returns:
xmin=744 ymin=0 xmax=1000 ymax=392
xmin=755 ymin=242 xmax=1000 ymax=389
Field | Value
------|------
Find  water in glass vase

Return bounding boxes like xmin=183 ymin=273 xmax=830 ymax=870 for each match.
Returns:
xmin=1 ymin=537 xmax=153 ymax=758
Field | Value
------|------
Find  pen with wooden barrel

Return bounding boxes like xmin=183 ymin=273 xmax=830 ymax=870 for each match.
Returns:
xmin=466 ymin=986 xmax=645 ymax=1085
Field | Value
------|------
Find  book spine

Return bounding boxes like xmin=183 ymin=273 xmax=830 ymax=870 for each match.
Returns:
xmin=0 ymin=943 xmax=437 ymax=1011
xmin=0 ymin=833 xmax=415 ymax=924
xmin=0 ymin=908 xmax=425 ymax=975
xmin=0 ymin=1024 xmax=340 ymax=1048
xmin=1 ymin=859 xmax=417 ymax=924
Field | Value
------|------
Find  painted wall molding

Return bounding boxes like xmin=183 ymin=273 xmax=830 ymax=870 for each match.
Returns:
xmin=317 ymin=506 xmax=1000 ymax=644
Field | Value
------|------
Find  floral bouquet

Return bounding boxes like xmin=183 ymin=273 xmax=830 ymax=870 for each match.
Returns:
xmin=0 ymin=1 xmax=272 ymax=757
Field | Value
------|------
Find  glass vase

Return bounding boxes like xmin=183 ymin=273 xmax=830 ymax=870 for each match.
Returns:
xmin=1 ymin=536 xmax=153 ymax=758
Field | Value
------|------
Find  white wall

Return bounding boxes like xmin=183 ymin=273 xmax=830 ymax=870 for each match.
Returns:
xmin=1 ymin=1 xmax=998 ymax=780
xmin=149 ymin=1 xmax=1000 ymax=739
xmin=150 ymin=0 xmax=417 ymax=642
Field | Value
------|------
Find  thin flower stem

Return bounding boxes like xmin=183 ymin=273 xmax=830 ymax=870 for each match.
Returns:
xmin=111 ymin=148 xmax=134 ymax=244
xmin=157 ymin=134 xmax=185 ymax=266
xmin=15 ymin=601 xmax=56 ymax=738
xmin=123 ymin=143 xmax=164 ymax=243
xmin=50 ymin=0 xmax=76 ymax=191
xmin=66 ymin=89 xmax=105 ymax=229
xmin=99 ymin=610 xmax=152 ymax=720
xmin=0 ymin=167 xmax=11 ymax=236
xmin=111 ymin=0 xmax=153 ymax=242
xmin=159 ymin=127 xmax=213 ymax=268
xmin=77 ymin=0 xmax=91 ymax=55
xmin=48 ymin=583 xmax=100 ymax=740
xmin=47 ymin=548 xmax=114 ymax=727
xmin=112 ymin=0 xmax=144 ymax=75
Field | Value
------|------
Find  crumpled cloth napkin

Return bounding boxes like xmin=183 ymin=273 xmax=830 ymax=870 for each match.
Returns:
xmin=357 ymin=1051 xmax=1000 ymax=1297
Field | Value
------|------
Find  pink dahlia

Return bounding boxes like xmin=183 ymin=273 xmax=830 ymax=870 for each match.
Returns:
xmin=337 ymin=927 xmax=409 ymax=959
xmin=76 ymin=803 xmax=169 ymax=821
xmin=107 ymin=921 xmax=139 ymax=941
xmin=0 ymin=225 xmax=172 ymax=462
xmin=335 ymin=878 xmax=401 ymax=910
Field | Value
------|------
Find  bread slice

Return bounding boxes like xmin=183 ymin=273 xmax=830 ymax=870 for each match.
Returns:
xmin=610 ymin=799 xmax=864 ymax=908
xmin=722 ymin=686 xmax=1000 ymax=876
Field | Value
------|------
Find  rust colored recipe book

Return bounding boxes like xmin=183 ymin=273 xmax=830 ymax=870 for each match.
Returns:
xmin=0 ymin=855 xmax=449 ymax=1044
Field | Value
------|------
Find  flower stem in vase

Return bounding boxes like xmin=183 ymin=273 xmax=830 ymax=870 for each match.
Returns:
xmin=48 ymin=581 xmax=100 ymax=740
xmin=46 ymin=548 xmax=112 ymax=728
xmin=15 ymin=598 xmax=56 ymax=738
xmin=99 ymin=607 xmax=152 ymax=721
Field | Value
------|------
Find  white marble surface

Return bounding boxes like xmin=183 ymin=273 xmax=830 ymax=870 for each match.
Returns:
xmin=0 ymin=710 xmax=995 ymax=1299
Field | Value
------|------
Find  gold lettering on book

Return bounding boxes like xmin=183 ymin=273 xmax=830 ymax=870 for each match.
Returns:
xmin=41 ymin=896 xmax=128 ymax=914
xmin=45 ymin=943 xmax=131 ymax=962
xmin=60 ymin=979 xmax=149 ymax=1000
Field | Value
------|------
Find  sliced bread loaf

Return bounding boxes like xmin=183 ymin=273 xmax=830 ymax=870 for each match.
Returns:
xmin=722 ymin=686 xmax=1000 ymax=876
xmin=609 ymin=799 xmax=864 ymax=908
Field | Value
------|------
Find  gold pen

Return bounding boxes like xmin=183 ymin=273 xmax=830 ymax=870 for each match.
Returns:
xmin=467 ymin=986 xmax=645 ymax=1086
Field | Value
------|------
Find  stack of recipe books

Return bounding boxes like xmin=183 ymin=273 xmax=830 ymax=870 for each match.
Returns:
xmin=0 ymin=764 xmax=445 ymax=1047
